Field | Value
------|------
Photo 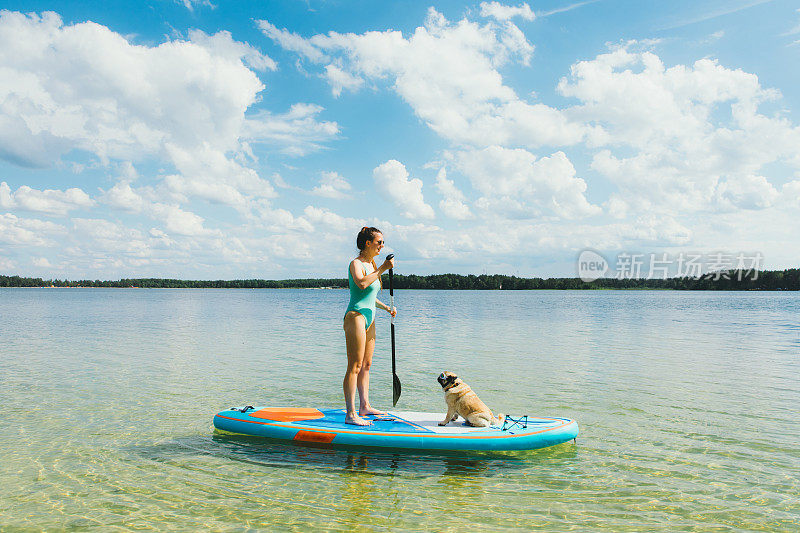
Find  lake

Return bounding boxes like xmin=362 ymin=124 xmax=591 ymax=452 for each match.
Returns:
xmin=1 ymin=288 xmax=798 ymax=531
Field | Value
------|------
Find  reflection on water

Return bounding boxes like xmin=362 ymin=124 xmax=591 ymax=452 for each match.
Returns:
xmin=162 ymin=433 xmax=577 ymax=478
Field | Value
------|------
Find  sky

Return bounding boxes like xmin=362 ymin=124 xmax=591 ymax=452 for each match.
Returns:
xmin=0 ymin=0 xmax=798 ymax=280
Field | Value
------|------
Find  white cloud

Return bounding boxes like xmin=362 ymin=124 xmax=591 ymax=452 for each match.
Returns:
xmin=434 ymin=168 xmax=472 ymax=220
xmin=559 ymin=44 xmax=800 ymax=213
xmin=72 ymin=218 xmax=154 ymax=258
xmin=180 ymin=0 xmax=216 ymax=13
xmin=324 ymin=64 xmax=364 ymax=97
xmin=0 ymin=11 xmax=337 ymax=212
xmin=149 ymin=203 xmax=219 ymax=237
xmin=0 ymin=11 xmax=265 ymax=166
xmin=164 ymin=143 xmax=276 ymax=206
xmin=310 ymin=171 xmax=351 ymax=199
xmin=102 ymin=181 xmax=145 ymax=212
xmin=244 ymin=103 xmax=340 ymax=157
xmin=302 ymin=205 xmax=351 ymax=232
xmin=703 ymin=30 xmax=725 ymax=43
xmin=537 ymin=0 xmax=600 ymax=18
xmin=32 ymin=256 xmax=53 ymax=267
xmin=373 ymin=160 xmax=435 ymax=220
xmin=256 ymin=20 xmax=328 ymax=63
xmin=782 ymin=9 xmax=800 ymax=36
xmin=479 ymin=2 xmax=536 ymax=21
xmin=258 ymin=9 xmax=588 ymax=148
xmin=454 ymin=146 xmax=600 ymax=219
xmin=0 ymin=256 xmax=15 ymax=271
xmin=1 ymin=181 xmax=94 ymax=215
xmin=249 ymin=199 xmax=314 ymax=233
xmin=0 ymin=213 xmax=66 ymax=246
xmin=187 ymin=29 xmax=276 ymax=71
xmin=714 ymin=174 xmax=779 ymax=210
xmin=97 ymin=180 xmax=221 ymax=237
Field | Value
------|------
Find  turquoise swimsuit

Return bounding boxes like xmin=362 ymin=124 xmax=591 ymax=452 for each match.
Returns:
xmin=345 ymin=260 xmax=380 ymax=329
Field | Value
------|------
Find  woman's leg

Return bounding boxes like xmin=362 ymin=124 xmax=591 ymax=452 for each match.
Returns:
xmin=343 ymin=312 xmax=371 ymax=426
xmin=358 ymin=319 xmax=386 ymax=416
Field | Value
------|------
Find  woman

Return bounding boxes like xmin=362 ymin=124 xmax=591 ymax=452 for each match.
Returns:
xmin=343 ymin=226 xmax=396 ymax=426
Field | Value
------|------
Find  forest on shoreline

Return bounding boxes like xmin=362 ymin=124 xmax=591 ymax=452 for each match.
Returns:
xmin=1 ymin=269 xmax=798 ymax=290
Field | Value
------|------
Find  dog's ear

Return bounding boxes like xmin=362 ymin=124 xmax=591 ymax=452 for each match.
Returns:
xmin=446 ymin=374 xmax=457 ymax=385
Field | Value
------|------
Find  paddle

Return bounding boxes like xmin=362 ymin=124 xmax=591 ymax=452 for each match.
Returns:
xmin=386 ymin=253 xmax=401 ymax=406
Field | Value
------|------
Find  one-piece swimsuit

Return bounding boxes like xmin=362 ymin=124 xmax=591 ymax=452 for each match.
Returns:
xmin=344 ymin=259 xmax=380 ymax=329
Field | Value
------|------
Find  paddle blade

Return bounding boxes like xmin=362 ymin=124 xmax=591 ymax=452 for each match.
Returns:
xmin=392 ymin=373 xmax=402 ymax=406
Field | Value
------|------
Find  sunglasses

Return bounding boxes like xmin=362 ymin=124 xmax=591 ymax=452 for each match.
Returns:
xmin=374 ymin=240 xmax=384 ymax=245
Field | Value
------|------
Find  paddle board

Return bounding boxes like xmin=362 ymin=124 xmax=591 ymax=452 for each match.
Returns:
xmin=213 ymin=407 xmax=578 ymax=452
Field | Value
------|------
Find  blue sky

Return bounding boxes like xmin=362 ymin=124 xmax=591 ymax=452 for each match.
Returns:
xmin=0 ymin=0 xmax=798 ymax=279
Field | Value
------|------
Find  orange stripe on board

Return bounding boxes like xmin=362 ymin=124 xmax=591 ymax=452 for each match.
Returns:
xmin=294 ymin=430 xmax=336 ymax=443
xmin=249 ymin=408 xmax=323 ymax=422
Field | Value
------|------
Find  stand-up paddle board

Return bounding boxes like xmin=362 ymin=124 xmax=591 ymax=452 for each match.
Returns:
xmin=213 ymin=407 xmax=578 ymax=452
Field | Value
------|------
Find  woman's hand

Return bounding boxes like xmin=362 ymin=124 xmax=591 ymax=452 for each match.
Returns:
xmin=380 ymin=256 xmax=395 ymax=273
xmin=388 ymin=306 xmax=397 ymax=318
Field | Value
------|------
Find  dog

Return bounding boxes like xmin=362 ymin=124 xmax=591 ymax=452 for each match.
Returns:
xmin=437 ymin=371 xmax=505 ymax=427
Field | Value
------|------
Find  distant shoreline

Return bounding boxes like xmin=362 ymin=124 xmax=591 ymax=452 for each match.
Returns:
xmin=2 ymin=270 xmax=798 ymax=290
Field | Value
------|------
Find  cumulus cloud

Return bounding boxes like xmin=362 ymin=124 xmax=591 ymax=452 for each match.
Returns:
xmin=0 ymin=181 xmax=94 ymax=215
xmin=479 ymin=2 xmax=536 ymax=21
xmin=0 ymin=213 xmax=66 ymax=246
xmin=258 ymin=8 xmax=587 ymax=148
xmin=99 ymin=179 xmax=220 ymax=238
xmin=164 ymin=143 xmax=277 ymax=207
xmin=72 ymin=218 xmax=154 ymax=258
xmin=310 ymin=171 xmax=351 ymax=199
xmin=559 ymin=44 xmax=800 ymax=213
xmin=302 ymin=205 xmax=352 ymax=232
xmin=32 ymin=256 xmax=53 ymax=267
xmin=454 ymin=146 xmax=600 ymax=219
xmin=101 ymin=181 xmax=145 ymax=212
xmin=150 ymin=203 xmax=219 ymax=237
xmin=373 ymin=160 xmax=435 ymax=220
xmin=187 ymin=29 xmax=276 ymax=71
xmin=0 ymin=11 xmax=337 ymax=210
xmin=434 ymin=168 xmax=472 ymax=220
xmin=0 ymin=11 xmax=264 ymax=166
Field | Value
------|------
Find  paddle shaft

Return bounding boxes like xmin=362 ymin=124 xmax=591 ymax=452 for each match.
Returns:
xmin=386 ymin=253 xmax=401 ymax=405
xmin=389 ymin=268 xmax=395 ymax=374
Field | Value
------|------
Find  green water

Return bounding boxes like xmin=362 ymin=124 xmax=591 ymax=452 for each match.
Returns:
xmin=1 ymin=289 xmax=798 ymax=531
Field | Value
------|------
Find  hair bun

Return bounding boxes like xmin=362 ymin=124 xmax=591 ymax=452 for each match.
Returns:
xmin=356 ymin=226 xmax=382 ymax=251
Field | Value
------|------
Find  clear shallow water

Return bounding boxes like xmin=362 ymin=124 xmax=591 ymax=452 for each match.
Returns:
xmin=1 ymin=288 xmax=798 ymax=531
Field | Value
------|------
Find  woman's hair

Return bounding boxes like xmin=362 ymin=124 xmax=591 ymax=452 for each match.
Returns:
xmin=356 ymin=226 xmax=382 ymax=251
xmin=356 ymin=226 xmax=383 ymax=288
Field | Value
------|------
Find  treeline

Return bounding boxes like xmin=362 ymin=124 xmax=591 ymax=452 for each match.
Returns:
xmin=390 ymin=270 xmax=800 ymax=290
xmin=1 ymin=269 xmax=799 ymax=290
xmin=0 ymin=276 xmax=348 ymax=289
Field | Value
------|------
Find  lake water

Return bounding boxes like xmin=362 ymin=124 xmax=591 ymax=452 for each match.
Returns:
xmin=1 ymin=288 xmax=798 ymax=531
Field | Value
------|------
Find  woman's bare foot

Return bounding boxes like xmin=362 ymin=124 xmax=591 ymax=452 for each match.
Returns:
xmin=345 ymin=414 xmax=372 ymax=426
xmin=359 ymin=406 xmax=386 ymax=416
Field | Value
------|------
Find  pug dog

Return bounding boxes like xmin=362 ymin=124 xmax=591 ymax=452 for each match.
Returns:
xmin=437 ymin=371 xmax=505 ymax=427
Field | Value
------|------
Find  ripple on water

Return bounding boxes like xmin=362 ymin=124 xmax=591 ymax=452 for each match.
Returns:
xmin=1 ymin=289 xmax=799 ymax=530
